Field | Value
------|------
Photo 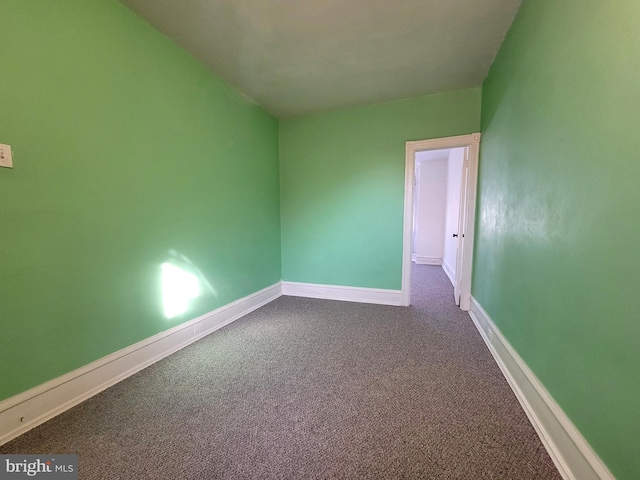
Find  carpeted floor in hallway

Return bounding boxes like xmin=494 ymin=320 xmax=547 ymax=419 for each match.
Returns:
xmin=0 ymin=265 xmax=561 ymax=479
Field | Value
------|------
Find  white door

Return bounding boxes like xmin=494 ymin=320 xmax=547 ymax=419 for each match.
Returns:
xmin=412 ymin=162 xmax=420 ymax=259
xmin=453 ymin=148 xmax=470 ymax=306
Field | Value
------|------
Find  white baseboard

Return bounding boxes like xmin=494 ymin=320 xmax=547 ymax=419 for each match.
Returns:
xmin=0 ymin=282 xmax=282 ymax=446
xmin=468 ymin=297 xmax=615 ymax=480
xmin=442 ymin=260 xmax=455 ymax=286
xmin=282 ymin=281 xmax=402 ymax=306
xmin=412 ymin=255 xmax=443 ymax=265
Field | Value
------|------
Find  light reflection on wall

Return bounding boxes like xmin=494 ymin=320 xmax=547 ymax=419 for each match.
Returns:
xmin=160 ymin=250 xmax=216 ymax=319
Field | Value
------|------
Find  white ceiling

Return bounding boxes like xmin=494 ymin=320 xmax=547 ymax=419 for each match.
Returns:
xmin=121 ymin=0 xmax=522 ymax=118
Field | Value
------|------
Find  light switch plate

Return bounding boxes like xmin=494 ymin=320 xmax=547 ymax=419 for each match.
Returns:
xmin=0 ymin=143 xmax=13 ymax=168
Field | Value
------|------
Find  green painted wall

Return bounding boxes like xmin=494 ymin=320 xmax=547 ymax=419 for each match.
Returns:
xmin=474 ymin=1 xmax=640 ymax=478
xmin=0 ymin=1 xmax=281 ymax=401
xmin=280 ymin=90 xmax=481 ymax=289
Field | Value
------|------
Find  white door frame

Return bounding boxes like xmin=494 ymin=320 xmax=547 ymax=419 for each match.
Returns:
xmin=401 ymin=133 xmax=481 ymax=309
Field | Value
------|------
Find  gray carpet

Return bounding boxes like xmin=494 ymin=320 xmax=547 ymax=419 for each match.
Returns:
xmin=1 ymin=265 xmax=561 ymax=479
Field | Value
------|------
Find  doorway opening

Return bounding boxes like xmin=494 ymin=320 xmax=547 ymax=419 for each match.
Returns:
xmin=401 ymin=133 xmax=481 ymax=310
xmin=412 ymin=147 xmax=464 ymax=281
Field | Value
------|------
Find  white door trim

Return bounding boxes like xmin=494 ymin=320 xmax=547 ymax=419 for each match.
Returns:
xmin=402 ymin=133 xmax=481 ymax=309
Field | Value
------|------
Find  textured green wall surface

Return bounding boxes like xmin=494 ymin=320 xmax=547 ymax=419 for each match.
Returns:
xmin=280 ymin=90 xmax=481 ymax=289
xmin=474 ymin=1 xmax=640 ymax=478
xmin=0 ymin=0 xmax=281 ymax=401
